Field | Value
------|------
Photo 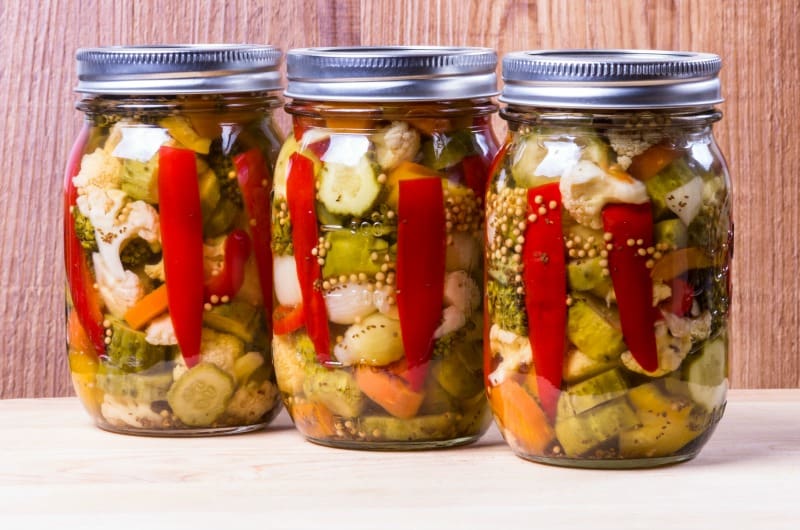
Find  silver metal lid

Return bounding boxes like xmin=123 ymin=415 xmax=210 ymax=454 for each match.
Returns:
xmin=76 ymin=45 xmax=282 ymax=95
xmin=501 ymin=50 xmax=723 ymax=109
xmin=285 ymin=46 xmax=498 ymax=101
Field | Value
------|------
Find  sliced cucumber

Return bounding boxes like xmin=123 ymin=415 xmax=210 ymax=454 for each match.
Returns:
xmin=167 ymin=362 xmax=235 ymax=427
xmin=555 ymin=397 xmax=639 ymax=457
xmin=202 ymin=301 xmax=261 ymax=344
xmin=96 ymin=363 xmax=174 ymax=403
xmin=121 ymin=157 xmax=159 ymax=204
xmin=567 ymin=298 xmax=625 ymax=362
xmin=233 ymin=352 xmax=265 ymax=383
xmin=106 ymin=317 xmax=173 ymax=373
xmin=557 ymin=368 xmax=629 ymax=418
xmin=359 ymin=413 xmax=457 ymax=442
xmin=303 ymin=369 xmax=365 ymax=418
xmin=318 ymin=155 xmax=381 ymax=217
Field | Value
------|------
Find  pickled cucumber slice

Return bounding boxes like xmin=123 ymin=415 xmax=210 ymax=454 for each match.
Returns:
xmin=198 ymin=168 xmax=221 ymax=219
xmin=121 ymin=157 xmax=159 ymax=203
xmin=203 ymin=197 xmax=239 ymax=238
xmin=562 ymin=348 xmax=620 ymax=384
xmin=557 ymin=368 xmax=629 ymax=418
xmin=106 ymin=317 xmax=173 ymax=373
xmin=619 ymin=382 xmax=706 ymax=458
xmin=671 ymin=337 xmax=728 ymax=411
xmin=202 ymin=301 xmax=261 ymax=344
xmin=303 ymin=369 xmax=364 ymax=418
xmin=359 ymin=413 xmax=457 ymax=442
xmin=167 ymin=362 xmax=235 ymax=427
xmin=421 ymin=130 xmax=473 ymax=170
xmin=567 ymin=298 xmax=625 ymax=361
xmin=233 ymin=352 xmax=265 ymax=383
xmin=567 ymin=257 xmax=607 ymax=292
xmin=654 ymin=218 xmax=688 ymax=250
xmin=644 ymin=158 xmax=695 ymax=220
xmin=431 ymin=351 xmax=483 ymax=400
xmin=96 ymin=363 xmax=174 ymax=403
xmin=555 ymin=397 xmax=639 ymax=457
xmin=318 ymin=155 xmax=381 ymax=216
xmin=419 ymin=377 xmax=455 ymax=415
xmin=322 ymin=230 xmax=389 ymax=278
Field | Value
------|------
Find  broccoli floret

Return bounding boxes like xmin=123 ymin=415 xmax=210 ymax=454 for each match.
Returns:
xmin=120 ymin=238 xmax=160 ymax=269
xmin=206 ymin=142 xmax=244 ymax=209
xmin=271 ymin=198 xmax=294 ymax=255
xmin=73 ymin=209 xmax=98 ymax=252
xmin=486 ymin=280 xmax=528 ymax=336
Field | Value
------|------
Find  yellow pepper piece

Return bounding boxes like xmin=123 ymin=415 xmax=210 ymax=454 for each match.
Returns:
xmin=386 ymin=161 xmax=441 ymax=208
xmin=160 ymin=116 xmax=212 ymax=154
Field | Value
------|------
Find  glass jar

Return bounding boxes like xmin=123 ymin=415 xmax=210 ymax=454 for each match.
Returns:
xmin=486 ymin=50 xmax=732 ymax=467
xmin=273 ymin=47 xmax=499 ymax=449
xmin=65 ymin=45 xmax=284 ymax=435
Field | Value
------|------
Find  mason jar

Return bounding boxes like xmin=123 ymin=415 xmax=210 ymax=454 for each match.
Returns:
xmin=485 ymin=50 xmax=732 ymax=467
xmin=272 ymin=47 xmax=499 ymax=449
xmin=65 ymin=45 xmax=284 ymax=435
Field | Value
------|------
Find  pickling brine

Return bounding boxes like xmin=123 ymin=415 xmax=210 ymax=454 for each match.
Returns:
xmin=487 ymin=50 xmax=732 ymax=467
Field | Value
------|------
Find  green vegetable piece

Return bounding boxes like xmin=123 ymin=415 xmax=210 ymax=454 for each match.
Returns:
xmin=579 ymin=134 xmax=614 ymax=168
xmin=233 ymin=351 xmax=265 ymax=383
xmin=121 ymin=157 xmax=159 ymax=203
xmin=120 ymin=238 xmax=160 ymax=269
xmin=562 ymin=348 xmax=619 ymax=384
xmin=167 ymin=362 xmax=235 ymax=427
xmin=557 ymin=368 xmax=629 ymax=418
xmin=198 ymin=168 xmax=221 ymax=219
xmin=675 ymin=336 xmax=727 ymax=411
xmin=509 ymin=133 xmax=549 ymax=188
xmin=202 ymin=301 xmax=261 ymax=344
xmin=457 ymin=391 xmax=492 ymax=436
xmin=271 ymin=198 xmax=294 ymax=256
xmin=419 ymin=377 xmax=455 ymax=415
xmin=567 ymin=298 xmax=626 ymax=362
xmin=422 ymin=130 xmax=474 ymax=170
xmin=644 ymin=159 xmax=695 ymax=220
xmin=96 ymin=363 xmax=174 ymax=402
xmin=568 ymin=257 xmax=607 ymax=292
xmin=431 ymin=351 xmax=483 ymax=400
xmin=654 ymin=218 xmax=689 ymax=250
xmin=73 ymin=209 xmax=98 ymax=253
xmin=318 ymin=155 xmax=381 ymax=217
xmin=322 ymin=230 xmax=389 ymax=278
xmin=303 ymin=369 xmax=364 ymax=418
xmin=486 ymin=280 xmax=527 ymax=336
xmin=555 ymin=397 xmax=639 ymax=457
xmin=203 ymin=197 xmax=239 ymax=238
xmin=358 ymin=413 xmax=457 ymax=442
xmin=106 ymin=317 xmax=173 ymax=373
xmin=272 ymin=333 xmax=321 ymax=395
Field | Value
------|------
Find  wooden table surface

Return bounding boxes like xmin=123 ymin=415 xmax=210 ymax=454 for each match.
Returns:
xmin=1 ymin=389 xmax=798 ymax=529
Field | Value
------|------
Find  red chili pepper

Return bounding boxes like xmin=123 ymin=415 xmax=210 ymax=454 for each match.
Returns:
xmin=158 ymin=146 xmax=204 ymax=368
xmin=461 ymin=155 xmax=488 ymax=203
xmin=286 ymin=152 xmax=331 ymax=363
xmin=233 ymin=149 xmax=274 ymax=330
xmin=396 ymin=177 xmax=446 ymax=391
xmin=205 ymin=229 xmax=251 ymax=300
xmin=273 ymin=303 xmax=305 ymax=335
xmin=666 ymin=278 xmax=694 ymax=317
xmin=602 ymin=202 xmax=659 ymax=372
xmin=522 ymin=182 xmax=567 ymax=420
xmin=64 ymin=124 xmax=105 ymax=356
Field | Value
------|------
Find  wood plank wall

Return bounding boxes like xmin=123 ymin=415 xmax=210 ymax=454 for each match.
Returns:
xmin=1 ymin=0 xmax=797 ymax=397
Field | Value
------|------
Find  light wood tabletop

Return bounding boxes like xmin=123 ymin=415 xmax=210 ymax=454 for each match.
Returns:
xmin=1 ymin=389 xmax=798 ymax=529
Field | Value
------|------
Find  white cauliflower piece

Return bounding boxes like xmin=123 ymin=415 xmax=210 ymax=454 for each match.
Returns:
xmin=100 ymin=395 xmax=163 ymax=429
xmin=434 ymin=305 xmax=467 ymax=339
xmin=73 ymin=148 xmax=123 ymax=192
xmin=224 ymin=380 xmax=279 ymax=424
xmin=622 ymin=321 xmax=692 ymax=376
xmin=93 ymin=252 xmax=144 ymax=319
xmin=488 ymin=324 xmax=533 ymax=386
xmin=443 ymin=271 xmax=481 ymax=316
xmin=144 ymin=259 xmax=165 ymax=282
xmin=172 ymin=355 xmax=188 ymax=382
xmin=559 ymin=160 xmax=649 ymax=229
xmin=77 ymin=188 xmax=161 ymax=280
xmin=653 ymin=282 xmax=673 ymax=307
xmin=607 ymin=129 xmax=661 ymax=170
xmin=145 ymin=314 xmax=178 ymax=346
xmin=662 ymin=310 xmax=712 ymax=342
xmin=372 ymin=121 xmax=420 ymax=171
xmin=199 ymin=328 xmax=245 ymax=376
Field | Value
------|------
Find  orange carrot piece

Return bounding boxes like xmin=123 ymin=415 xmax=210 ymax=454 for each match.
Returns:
xmin=124 ymin=284 xmax=169 ymax=330
xmin=628 ymin=144 xmax=681 ymax=181
xmin=489 ymin=379 xmax=555 ymax=454
xmin=290 ymin=401 xmax=336 ymax=439
xmin=355 ymin=360 xmax=425 ymax=419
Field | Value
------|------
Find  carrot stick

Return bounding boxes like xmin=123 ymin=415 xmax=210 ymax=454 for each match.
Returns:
xmin=124 ymin=284 xmax=169 ymax=330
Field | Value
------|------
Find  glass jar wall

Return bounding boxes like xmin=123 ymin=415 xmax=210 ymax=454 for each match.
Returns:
xmin=273 ymin=47 xmax=499 ymax=449
xmin=65 ymin=45 xmax=284 ymax=435
xmin=486 ymin=50 xmax=732 ymax=467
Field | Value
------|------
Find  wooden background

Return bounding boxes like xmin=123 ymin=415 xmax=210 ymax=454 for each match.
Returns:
xmin=0 ymin=0 xmax=797 ymax=398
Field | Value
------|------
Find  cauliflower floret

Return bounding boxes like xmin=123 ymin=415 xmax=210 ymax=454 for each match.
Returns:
xmin=100 ymin=395 xmax=163 ymax=429
xmin=372 ymin=121 xmax=420 ymax=171
xmin=199 ymin=328 xmax=245 ymax=376
xmin=621 ymin=321 xmax=692 ymax=376
xmin=145 ymin=314 xmax=178 ymax=346
xmin=653 ymin=282 xmax=673 ymax=307
xmin=172 ymin=355 xmax=188 ymax=382
xmin=443 ymin=271 xmax=481 ymax=316
xmin=93 ymin=252 xmax=144 ymax=318
xmin=607 ymin=129 xmax=661 ymax=170
xmin=488 ymin=324 xmax=533 ymax=386
xmin=73 ymin=148 xmax=123 ymax=192
xmin=77 ymin=188 xmax=161 ymax=279
xmin=434 ymin=305 xmax=467 ymax=339
xmin=224 ymin=379 xmax=279 ymax=424
xmin=559 ymin=160 xmax=649 ymax=229
xmin=272 ymin=333 xmax=319 ymax=395
xmin=662 ymin=310 xmax=712 ymax=342
xmin=144 ymin=259 xmax=165 ymax=282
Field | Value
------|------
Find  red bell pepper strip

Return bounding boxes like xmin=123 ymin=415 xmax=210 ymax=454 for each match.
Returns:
xmin=64 ymin=124 xmax=106 ymax=356
xmin=666 ymin=278 xmax=694 ymax=317
xmin=158 ymin=146 xmax=205 ymax=368
xmin=461 ymin=155 xmax=488 ymax=204
xmin=233 ymin=149 xmax=274 ymax=330
xmin=286 ymin=152 xmax=330 ymax=363
xmin=273 ymin=303 xmax=306 ymax=335
xmin=396 ymin=177 xmax=446 ymax=391
xmin=522 ymin=182 xmax=567 ymax=420
xmin=205 ymin=228 xmax=251 ymax=300
xmin=602 ymin=202 xmax=659 ymax=372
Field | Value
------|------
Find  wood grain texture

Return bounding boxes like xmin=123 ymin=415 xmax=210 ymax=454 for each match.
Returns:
xmin=1 ymin=391 xmax=799 ymax=527
xmin=0 ymin=0 xmax=797 ymax=397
